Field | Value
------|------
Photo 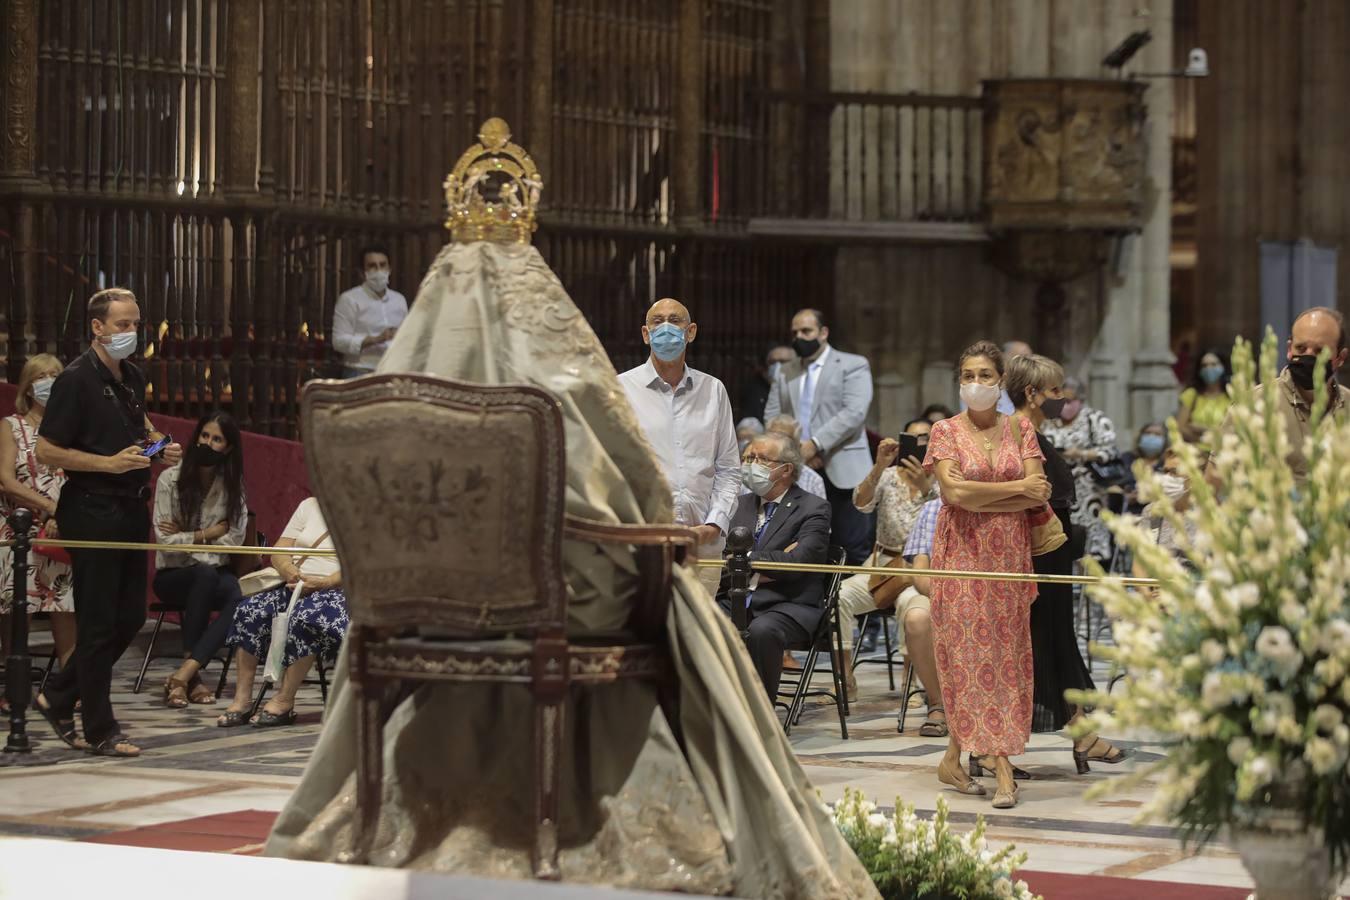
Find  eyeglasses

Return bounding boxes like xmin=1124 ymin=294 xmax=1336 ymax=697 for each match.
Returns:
xmin=742 ymin=455 xmax=783 ymax=466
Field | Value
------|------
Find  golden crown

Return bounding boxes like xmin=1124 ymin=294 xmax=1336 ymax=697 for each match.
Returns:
xmin=443 ymin=118 xmax=542 ymax=244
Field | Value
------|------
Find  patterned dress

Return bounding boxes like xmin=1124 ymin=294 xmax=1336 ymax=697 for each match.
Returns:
xmin=229 ymin=584 xmax=349 ymax=667
xmin=0 ymin=414 xmax=74 ymax=614
xmin=924 ymin=414 xmax=1039 ymax=757
xmin=1041 ymin=406 xmax=1118 ymax=562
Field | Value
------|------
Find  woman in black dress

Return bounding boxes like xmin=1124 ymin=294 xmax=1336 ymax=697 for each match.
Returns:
xmin=1003 ymin=354 xmax=1129 ymax=774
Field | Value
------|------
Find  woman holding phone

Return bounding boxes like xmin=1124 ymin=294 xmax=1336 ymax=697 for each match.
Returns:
xmin=834 ymin=418 xmax=938 ymax=699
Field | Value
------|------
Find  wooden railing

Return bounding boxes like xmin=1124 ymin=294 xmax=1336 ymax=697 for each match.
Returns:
xmin=755 ymin=90 xmax=985 ymax=228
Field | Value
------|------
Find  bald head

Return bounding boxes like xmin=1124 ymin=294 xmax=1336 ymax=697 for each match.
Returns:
xmin=642 ymin=297 xmax=697 ymax=363
xmin=646 ymin=298 xmax=691 ymax=327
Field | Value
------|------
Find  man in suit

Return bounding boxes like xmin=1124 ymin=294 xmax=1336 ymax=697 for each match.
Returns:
xmin=764 ymin=308 xmax=875 ymax=565
xmin=717 ymin=432 xmax=832 ymax=700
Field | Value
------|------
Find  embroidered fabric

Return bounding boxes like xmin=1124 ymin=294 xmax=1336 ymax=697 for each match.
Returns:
xmin=266 ymin=242 xmax=880 ymax=900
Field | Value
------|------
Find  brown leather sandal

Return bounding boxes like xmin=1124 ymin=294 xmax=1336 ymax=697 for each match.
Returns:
xmin=187 ymin=674 xmax=215 ymax=705
xmin=163 ymin=675 xmax=189 ymax=709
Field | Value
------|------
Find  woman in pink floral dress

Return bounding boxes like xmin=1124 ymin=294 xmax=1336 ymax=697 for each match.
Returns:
xmin=923 ymin=341 xmax=1050 ymax=810
xmin=0 ymin=354 xmax=76 ymax=676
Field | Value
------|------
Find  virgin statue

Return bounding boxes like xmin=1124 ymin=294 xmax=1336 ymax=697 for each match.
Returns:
xmin=266 ymin=118 xmax=878 ymax=900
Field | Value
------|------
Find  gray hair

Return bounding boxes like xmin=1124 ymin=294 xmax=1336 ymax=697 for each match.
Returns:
xmin=754 ymin=431 xmax=802 ymax=480
xmin=765 ymin=414 xmax=802 ymax=440
xmin=1063 ymin=375 xmax=1085 ymax=397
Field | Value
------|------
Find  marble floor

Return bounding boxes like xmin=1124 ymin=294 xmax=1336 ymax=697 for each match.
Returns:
xmin=0 ymin=617 xmax=1344 ymax=896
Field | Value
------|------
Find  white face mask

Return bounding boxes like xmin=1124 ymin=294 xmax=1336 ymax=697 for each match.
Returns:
xmin=102 ymin=330 xmax=138 ymax=360
xmin=365 ymin=270 xmax=390 ymax=293
xmin=31 ymin=377 xmax=55 ymax=407
xmin=740 ymin=461 xmax=780 ymax=498
xmin=1160 ymin=473 xmax=1188 ymax=501
xmin=960 ymin=381 xmax=1001 ymax=412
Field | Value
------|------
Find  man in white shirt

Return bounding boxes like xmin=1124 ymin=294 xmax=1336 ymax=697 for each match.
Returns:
xmin=331 ymin=245 xmax=409 ymax=377
xmin=618 ymin=298 xmax=741 ymax=594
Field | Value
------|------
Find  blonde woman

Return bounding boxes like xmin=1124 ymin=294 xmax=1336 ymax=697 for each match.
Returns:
xmin=0 ymin=355 xmax=76 ymax=690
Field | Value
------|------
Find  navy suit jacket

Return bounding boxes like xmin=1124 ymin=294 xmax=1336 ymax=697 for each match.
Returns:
xmin=717 ymin=484 xmax=831 ymax=634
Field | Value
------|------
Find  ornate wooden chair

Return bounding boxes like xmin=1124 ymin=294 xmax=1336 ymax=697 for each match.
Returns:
xmin=300 ymin=373 xmax=697 ymax=879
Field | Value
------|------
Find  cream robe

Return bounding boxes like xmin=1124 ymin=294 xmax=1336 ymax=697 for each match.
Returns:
xmin=265 ymin=241 xmax=878 ymax=900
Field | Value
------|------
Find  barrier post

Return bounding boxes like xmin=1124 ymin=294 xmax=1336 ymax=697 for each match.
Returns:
xmin=725 ymin=525 xmax=753 ymax=636
xmin=4 ymin=508 xmax=34 ymax=754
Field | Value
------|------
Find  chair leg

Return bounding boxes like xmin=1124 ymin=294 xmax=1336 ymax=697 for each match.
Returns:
xmin=39 ymin=652 xmax=57 ymax=695
xmin=249 ymin=679 xmax=270 ymax=717
xmin=827 ymin=645 xmax=849 ymax=740
xmin=133 ymin=612 xmax=167 ymax=694
xmin=317 ymin=657 xmax=329 ymax=704
xmin=215 ymin=649 xmax=232 ymax=699
xmin=787 ymin=645 xmax=818 ymax=731
xmin=832 ymin=608 xmax=850 ymax=718
xmin=532 ymin=697 xmax=564 ymax=880
xmin=881 ymin=616 xmax=896 ymax=691
xmin=351 ymin=635 xmax=385 ymax=864
xmin=896 ymin=662 xmax=916 ymax=734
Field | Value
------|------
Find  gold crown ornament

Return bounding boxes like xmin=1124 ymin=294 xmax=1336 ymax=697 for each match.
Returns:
xmin=443 ymin=118 xmax=542 ymax=244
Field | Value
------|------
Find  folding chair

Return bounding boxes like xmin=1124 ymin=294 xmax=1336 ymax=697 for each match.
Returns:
xmin=776 ymin=546 xmax=849 ymax=739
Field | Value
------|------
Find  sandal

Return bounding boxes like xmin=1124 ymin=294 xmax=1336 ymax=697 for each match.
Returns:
xmin=1073 ymin=735 xmax=1131 ymax=774
xmin=970 ymin=754 xmax=1031 ymax=781
xmin=216 ymin=709 xmax=251 ymax=728
xmin=187 ymin=674 xmax=215 ymax=705
xmin=34 ymin=693 xmax=87 ymax=751
xmin=251 ymin=707 xmax=298 ymax=728
xmin=86 ymin=733 xmax=141 ymax=757
xmin=918 ymin=706 xmax=948 ymax=738
xmin=163 ymin=675 xmax=189 ymax=709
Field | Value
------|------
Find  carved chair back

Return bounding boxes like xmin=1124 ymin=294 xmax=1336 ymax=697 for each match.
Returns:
xmin=301 ymin=374 xmax=568 ymax=636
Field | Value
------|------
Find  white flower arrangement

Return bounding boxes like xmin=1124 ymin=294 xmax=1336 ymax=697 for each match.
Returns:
xmin=1070 ymin=331 xmax=1350 ymax=866
xmin=832 ymin=788 xmax=1040 ymax=900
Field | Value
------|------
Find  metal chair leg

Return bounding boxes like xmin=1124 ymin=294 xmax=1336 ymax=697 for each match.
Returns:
xmin=133 ymin=611 xmax=167 ymax=694
xmin=215 ymin=649 xmax=233 ymax=699
xmin=249 ymin=679 xmax=270 ymax=717
xmin=39 ymin=652 xmax=56 ymax=695
xmin=881 ymin=615 xmax=896 ymax=691
xmin=896 ymin=662 xmax=916 ymax=734
xmin=317 ymin=657 xmax=329 ymax=704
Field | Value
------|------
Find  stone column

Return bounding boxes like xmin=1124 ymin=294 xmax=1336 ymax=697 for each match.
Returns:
xmin=0 ymin=0 xmax=43 ymax=377
xmin=526 ymin=0 xmax=554 ymax=189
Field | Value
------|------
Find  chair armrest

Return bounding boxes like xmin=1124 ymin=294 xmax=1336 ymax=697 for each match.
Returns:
xmin=563 ymin=515 xmax=698 ymax=559
xmin=563 ymin=515 xmax=698 ymax=641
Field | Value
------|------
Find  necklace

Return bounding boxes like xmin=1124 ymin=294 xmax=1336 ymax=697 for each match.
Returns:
xmin=965 ymin=412 xmax=999 ymax=452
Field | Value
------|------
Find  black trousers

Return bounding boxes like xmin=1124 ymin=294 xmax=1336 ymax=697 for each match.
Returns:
xmin=1030 ymin=505 xmax=1096 ymax=733
xmin=152 ymin=564 xmax=243 ymax=666
xmin=44 ymin=488 xmax=149 ymax=745
xmin=741 ymin=608 xmax=811 ymax=702
xmin=823 ymin=473 xmax=875 ymax=565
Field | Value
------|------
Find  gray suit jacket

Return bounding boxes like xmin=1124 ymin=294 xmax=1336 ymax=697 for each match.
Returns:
xmin=764 ymin=346 xmax=874 ymax=489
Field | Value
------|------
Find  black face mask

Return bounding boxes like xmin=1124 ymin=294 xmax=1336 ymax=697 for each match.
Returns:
xmin=792 ymin=337 xmax=820 ymax=359
xmin=1288 ymin=354 xmax=1336 ymax=391
xmin=1038 ymin=396 xmax=1068 ymax=419
xmin=195 ymin=445 xmax=228 ymax=468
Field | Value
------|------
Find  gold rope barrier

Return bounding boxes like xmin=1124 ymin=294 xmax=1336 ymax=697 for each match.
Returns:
xmin=691 ymin=557 xmax=1159 ymax=589
xmin=0 ymin=538 xmax=1158 ymax=587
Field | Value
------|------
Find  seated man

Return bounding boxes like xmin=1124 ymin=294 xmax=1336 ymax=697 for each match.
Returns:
xmin=764 ymin=414 xmax=827 ymax=499
xmin=717 ymin=432 xmax=831 ymax=700
xmin=894 ymin=496 xmax=946 ymax=737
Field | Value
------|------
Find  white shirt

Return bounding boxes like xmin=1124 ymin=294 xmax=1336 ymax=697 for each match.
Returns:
xmin=279 ymin=497 xmax=339 ymax=580
xmin=153 ymin=464 xmax=249 ymax=570
xmin=618 ymin=358 xmax=741 ymax=540
xmin=331 ymin=284 xmax=410 ymax=373
xmin=798 ymin=346 xmax=831 ymax=442
xmin=796 ymin=465 xmax=826 ymax=499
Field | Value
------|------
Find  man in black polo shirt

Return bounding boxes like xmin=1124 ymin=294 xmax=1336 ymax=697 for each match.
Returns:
xmin=34 ymin=288 xmax=182 ymax=757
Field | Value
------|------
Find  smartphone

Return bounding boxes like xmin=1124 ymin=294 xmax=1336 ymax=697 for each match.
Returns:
xmin=141 ymin=435 xmax=172 ymax=457
xmin=892 ymin=432 xmax=924 ymax=465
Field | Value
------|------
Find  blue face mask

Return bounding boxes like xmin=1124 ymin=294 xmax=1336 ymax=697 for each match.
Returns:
xmin=648 ymin=322 xmax=688 ymax=362
xmin=1139 ymin=434 xmax=1166 ymax=457
xmin=1200 ymin=365 xmax=1224 ymax=385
